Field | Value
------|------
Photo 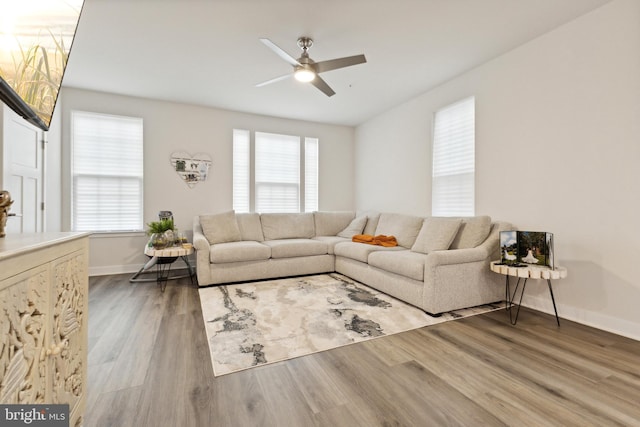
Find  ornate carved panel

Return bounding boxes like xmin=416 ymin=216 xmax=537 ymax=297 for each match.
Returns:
xmin=51 ymin=251 xmax=87 ymax=424
xmin=0 ymin=267 xmax=49 ymax=404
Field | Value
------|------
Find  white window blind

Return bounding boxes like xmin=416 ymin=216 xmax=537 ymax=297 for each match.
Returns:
xmin=432 ymin=97 xmax=475 ymax=216
xmin=304 ymin=138 xmax=319 ymax=212
xmin=255 ymin=132 xmax=300 ymax=213
xmin=232 ymin=129 xmax=250 ymax=213
xmin=71 ymin=111 xmax=144 ymax=232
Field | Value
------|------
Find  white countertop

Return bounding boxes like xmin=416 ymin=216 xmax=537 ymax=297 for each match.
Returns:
xmin=0 ymin=232 xmax=89 ymax=261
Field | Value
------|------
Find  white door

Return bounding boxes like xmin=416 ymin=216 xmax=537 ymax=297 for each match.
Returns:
xmin=2 ymin=105 xmax=45 ymax=234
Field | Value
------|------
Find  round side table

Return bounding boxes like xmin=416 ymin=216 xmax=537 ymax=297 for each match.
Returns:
xmin=490 ymin=261 xmax=567 ymax=326
xmin=129 ymin=245 xmax=195 ymax=291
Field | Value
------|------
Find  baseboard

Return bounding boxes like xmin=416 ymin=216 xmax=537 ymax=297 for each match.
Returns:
xmin=89 ymin=264 xmax=190 ymax=277
xmin=522 ymin=295 xmax=640 ymax=341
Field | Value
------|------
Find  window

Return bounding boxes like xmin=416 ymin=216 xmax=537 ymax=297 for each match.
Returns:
xmin=233 ymin=130 xmax=318 ymax=213
xmin=71 ymin=111 xmax=144 ymax=232
xmin=432 ymin=97 xmax=475 ymax=216
xmin=255 ymin=132 xmax=300 ymax=213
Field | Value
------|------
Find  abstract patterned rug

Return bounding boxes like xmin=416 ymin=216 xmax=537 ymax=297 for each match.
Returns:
xmin=199 ymin=273 xmax=501 ymax=376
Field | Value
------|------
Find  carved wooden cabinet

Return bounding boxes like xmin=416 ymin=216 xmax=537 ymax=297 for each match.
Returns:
xmin=0 ymin=233 xmax=88 ymax=426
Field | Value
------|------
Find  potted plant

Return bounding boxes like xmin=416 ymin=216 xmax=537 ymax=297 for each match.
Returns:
xmin=146 ymin=218 xmax=175 ymax=249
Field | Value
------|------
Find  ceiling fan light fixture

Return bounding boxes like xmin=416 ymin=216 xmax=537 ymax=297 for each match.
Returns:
xmin=294 ymin=67 xmax=316 ymax=82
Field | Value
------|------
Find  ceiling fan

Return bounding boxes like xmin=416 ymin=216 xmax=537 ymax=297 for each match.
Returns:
xmin=256 ymin=37 xmax=366 ymax=97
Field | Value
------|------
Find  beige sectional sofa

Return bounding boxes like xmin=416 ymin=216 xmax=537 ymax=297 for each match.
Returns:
xmin=193 ymin=210 xmax=511 ymax=315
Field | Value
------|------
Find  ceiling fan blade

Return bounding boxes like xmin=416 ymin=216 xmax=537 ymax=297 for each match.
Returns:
xmin=256 ymin=73 xmax=291 ymax=87
xmin=310 ymin=75 xmax=335 ymax=97
xmin=260 ymin=38 xmax=300 ymax=67
xmin=314 ymin=54 xmax=366 ymax=73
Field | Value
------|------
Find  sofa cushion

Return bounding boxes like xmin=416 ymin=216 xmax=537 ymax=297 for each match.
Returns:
xmin=210 ymin=241 xmax=271 ymax=263
xmin=314 ymin=211 xmax=355 ymax=236
xmin=374 ymin=213 xmax=424 ymax=248
xmin=411 ymin=217 xmax=462 ymax=254
xmin=337 ymin=216 xmax=368 ymax=238
xmin=358 ymin=210 xmax=380 ymax=236
xmin=312 ymin=236 xmax=350 ymax=254
xmin=261 ymin=213 xmax=315 ymax=240
xmin=334 ymin=241 xmax=406 ymax=263
xmin=200 ymin=210 xmax=241 ymax=244
xmin=237 ymin=213 xmax=264 ymax=241
xmin=450 ymin=216 xmax=492 ymax=249
xmin=368 ymin=251 xmax=428 ymax=281
xmin=263 ymin=239 xmax=329 ymax=258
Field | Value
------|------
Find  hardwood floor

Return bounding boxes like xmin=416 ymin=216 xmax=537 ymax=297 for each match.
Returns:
xmin=86 ymin=274 xmax=640 ymax=427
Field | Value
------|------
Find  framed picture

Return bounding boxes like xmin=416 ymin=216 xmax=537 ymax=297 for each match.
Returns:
xmin=500 ymin=231 xmax=518 ymax=265
xmin=499 ymin=230 xmax=555 ymax=269
xmin=546 ymin=232 xmax=554 ymax=270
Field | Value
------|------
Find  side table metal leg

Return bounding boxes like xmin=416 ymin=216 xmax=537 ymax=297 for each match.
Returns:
xmin=505 ymin=275 xmax=510 ymax=313
xmin=547 ymin=279 xmax=560 ymax=326
xmin=156 ymin=262 xmax=172 ymax=292
xmin=181 ymin=255 xmax=196 ymax=286
xmin=508 ymin=278 xmax=527 ymax=325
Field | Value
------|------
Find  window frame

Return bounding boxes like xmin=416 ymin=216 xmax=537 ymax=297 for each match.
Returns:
xmin=233 ymin=129 xmax=319 ymax=213
xmin=431 ymin=96 xmax=476 ymax=217
xmin=70 ymin=110 xmax=144 ymax=232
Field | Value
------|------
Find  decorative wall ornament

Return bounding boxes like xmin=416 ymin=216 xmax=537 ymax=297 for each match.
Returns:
xmin=0 ymin=190 xmax=14 ymax=238
xmin=170 ymin=152 xmax=212 ymax=188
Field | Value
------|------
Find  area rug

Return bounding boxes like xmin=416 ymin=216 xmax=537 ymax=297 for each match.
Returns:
xmin=199 ymin=273 xmax=501 ymax=376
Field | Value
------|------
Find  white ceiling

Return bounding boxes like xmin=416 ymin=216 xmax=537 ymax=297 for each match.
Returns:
xmin=63 ymin=0 xmax=610 ymax=127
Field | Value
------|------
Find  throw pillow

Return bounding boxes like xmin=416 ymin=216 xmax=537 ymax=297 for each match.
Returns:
xmin=411 ymin=217 xmax=462 ymax=254
xmin=449 ymin=215 xmax=492 ymax=249
xmin=337 ymin=216 xmax=368 ymax=238
xmin=358 ymin=210 xmax=380 ymax=236
xmin=236 ymin=213 xmax=264 ymax=241
xmin=199 ymin=210 xmax=242 ymax=244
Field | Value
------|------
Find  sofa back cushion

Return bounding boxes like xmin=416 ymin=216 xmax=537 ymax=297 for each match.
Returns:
xmin=358 ymin=210 xmax=380 ymax=236
xmin=449 ymin=215 xmax=492 ymax=249
xmin=374 ymin=213 xmax=424 ymax=248
xmin=261 ymin=213 xmax=315 ymax=240
xmin=236 ymin=213 xmax=264 ymax=241
xmin=199 ymin=210 xmax=242 ymax=244
xmin=313 ymin=211 xmax=355 ymax=236
xmin=337 ymin=216 xmax=368 ymax=238
xmin=411 ymin=217 xmax=462 ymax=254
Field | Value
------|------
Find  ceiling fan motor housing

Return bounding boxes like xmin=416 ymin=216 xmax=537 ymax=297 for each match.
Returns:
xmin=297 ymin=37 xmax=313 ymax=51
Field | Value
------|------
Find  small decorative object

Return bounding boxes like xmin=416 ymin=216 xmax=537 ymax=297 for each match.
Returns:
xmin=176 ymin=231 xmax=188 ymax=245
xmin=500 ymin=230 xmax=554 ymax=269
xmin=163 ymin=229 xmax=175 ymax=246
xmin=146 ymin=218 xmax=175 ymax=248
xmin=0 ymin=190 xmax=14 ymax=238
xmin=149 ymin=233 xmax=169 ymax=249
xmin=170 ymin=151 xmax=212 ymax=188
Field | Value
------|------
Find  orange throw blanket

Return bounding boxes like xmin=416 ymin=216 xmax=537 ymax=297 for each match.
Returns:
xmin=352 ymin=234 xmax=398 ymax=247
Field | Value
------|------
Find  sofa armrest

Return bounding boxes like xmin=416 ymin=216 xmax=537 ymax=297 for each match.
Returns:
xmin=193 ymin=215 xmax=212 ymax=285
xmin=193 ymin=231 xmax=210 ymax=252
xmin=424 ymin=246 xmax=490 ymax=267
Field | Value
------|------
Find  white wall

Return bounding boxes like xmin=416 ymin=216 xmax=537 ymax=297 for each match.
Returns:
xmin=60 ymin=88 xmax=355 ymax=275
xmin=355 ymin=0 xmax=640 ymax=339
xmin=45 ymin=100 xmax=63 ymax=232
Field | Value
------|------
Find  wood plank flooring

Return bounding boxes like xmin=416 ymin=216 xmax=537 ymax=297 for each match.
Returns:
xmin=86 ymin=274 xmax=640 ymax=427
